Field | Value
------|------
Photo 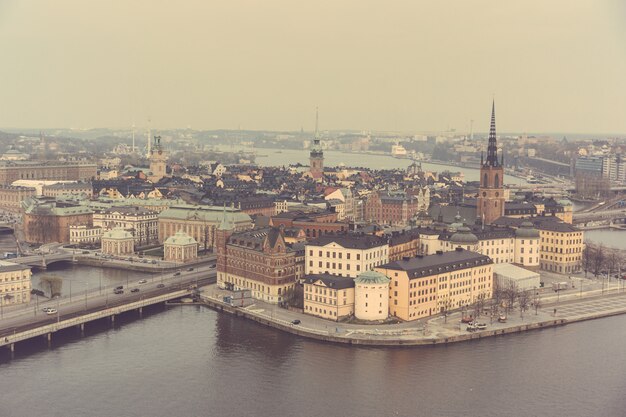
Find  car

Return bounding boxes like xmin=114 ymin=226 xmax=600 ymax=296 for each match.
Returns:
xmin=173 ymin=272 xmax=181 ymax=276
xmin=291 ymin=319 xmax=301 ymax=325
xmin=42 ymin=307 xmax=52 ymax=313
xmin=115 ymin=285 xmax=124 ymax=290
xmin=187 ymin=267 xmax=194 ymax=271
xmin=209 ymin=264 xmax=216 ymax=269
xmin=114 ymin=289 xmax=124 ymax=294
xmin=46 ymin=308 xmax=57 ymax=315
xmin=157 ymin=283 xmax=165 ymax=288
xmin=151 ymin=260 xmax=157 ymax=264
xmin=131 ymin=288 xmax=140 ymax=293
xmin=138 ymin=279 xmax=148 ymax=284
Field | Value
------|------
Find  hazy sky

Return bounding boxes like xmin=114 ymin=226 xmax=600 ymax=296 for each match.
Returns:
xmin=1 ymin=0 xmax=625 ymax=134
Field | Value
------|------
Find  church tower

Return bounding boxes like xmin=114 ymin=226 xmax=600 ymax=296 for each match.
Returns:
xmin=149 ymin=135 xmax=168 ymax=182
xmin=309 ymin=107 xmax=324 ymax=180
xmin=477 ymin=101 xmax=505 ymax=225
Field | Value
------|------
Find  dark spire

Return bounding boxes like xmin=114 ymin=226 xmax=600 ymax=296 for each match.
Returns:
xmin=485 ymin=100 xmax=499 ymax=167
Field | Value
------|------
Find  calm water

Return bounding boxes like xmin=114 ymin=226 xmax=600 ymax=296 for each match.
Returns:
xmin=1 ymin=301 xmax=625 ymax=417
xmin=585 ymin=229 xmax=626 ymax=250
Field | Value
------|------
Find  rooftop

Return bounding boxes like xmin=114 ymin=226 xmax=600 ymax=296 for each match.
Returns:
xmin=378 ymin=249 xmax=492 ymax=279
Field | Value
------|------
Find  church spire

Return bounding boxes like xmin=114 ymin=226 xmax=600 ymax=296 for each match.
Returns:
xmin=485 ymin=100 xmax=499 ymax=167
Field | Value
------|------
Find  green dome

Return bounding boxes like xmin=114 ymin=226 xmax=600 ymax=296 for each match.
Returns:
xmin=516 ymin=221 xmax=540 ymax=238
xmin=165 ymin=231 xmax=197 ymax=246
xmin=102 ymin=227 xmax=133 ymax=240
xmin=450 ymin=226 xmax=479 ymax=244
xmin=354 ymin=271 xmax=390 ymax=285
xmin=558 ymin=199 xmax=572 ymax=206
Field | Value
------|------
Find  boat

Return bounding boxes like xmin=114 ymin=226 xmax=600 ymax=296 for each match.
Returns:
xmin=476 ymin=323 xmax=487 ymax=330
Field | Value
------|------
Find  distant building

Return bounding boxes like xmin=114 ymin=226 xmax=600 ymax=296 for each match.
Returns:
xmin=0 ymin=161 xmax=96 ymax=186
xmin=303 ymin=274 xmax=355 ymax=321
xmin=93 ymin=206 xmax=159 ymax=247
xmin=69 ymin=225 xmax=102 ymax=246
xmin=22 ymin=198 xmax=93 ymax=244
xmin=477 ymin=101 xmax=505 ymax=225
xmin=148 ymin=136 xmax=168 ymax=183
xmin=0 ymin=185 xmax=36 ymax=212
xmin=353 ymin=271 xmax=390 ymax=321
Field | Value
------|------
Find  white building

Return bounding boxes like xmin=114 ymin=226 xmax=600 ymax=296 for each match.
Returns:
xmin=493 ymin=263 xmax=540 ymax=291
xmin=353 ymin=271 xmax=390 ymax=321
xmin=0 ymin=261 xmax=31 ymax=305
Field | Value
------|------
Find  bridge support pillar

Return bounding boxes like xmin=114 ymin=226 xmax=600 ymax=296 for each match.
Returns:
xmin=111 ymin=314 xmax=115 ymax=324
xmin=80 ymin=323 xmax=85 ymax=334
xmin=9 ymin=343 xmax=14 ymax=353
xmin=46 ymin=332 xmax=52 ymax=347
xmin=138 ymin=307 xmax=143 ymax=317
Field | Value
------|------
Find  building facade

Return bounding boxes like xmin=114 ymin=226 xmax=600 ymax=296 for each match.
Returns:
xmin=0 ymin=185 xmax=36 ymax=212
xmin=217 ymin=224 xmax=303 ymax=304
xmin=93 ymin=206 xmax=159 ymax=246
xmin=164 ymin=231 xmax=198 ymax=263
xmin=148 ymin=136 xmax=168 ymax=183
xmin=23 ymin=199 xmax=93 ymax=244
xmin=101 ymin=228 xmax=134 ymax=256
xmin=353 ymin=271 xmax=390 ymax=321
xmin=69 ymin=225 xmax=103 ymax=246
xmin=303 ymin=274 xmax=355 ymax=321
xmin=0 ymin=261 xmax=32 ymax=305
xmin=376 ymin=249 xmax=493 ymax=321
xmin=0 ymin=161 xmax=97 ymax=185
xmin=537 ymin=221 xmax=584 ymax=274
xmin=305 ymin=234 xmax=389 ymax=278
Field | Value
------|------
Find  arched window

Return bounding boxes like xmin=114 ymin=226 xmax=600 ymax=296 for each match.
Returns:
xmin=483 ymin=173 xmax=488 ymax=187
xmin=494 ymin=173 xmax=499 ymax=188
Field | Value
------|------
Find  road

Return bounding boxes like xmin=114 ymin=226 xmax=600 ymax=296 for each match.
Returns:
xmin=0 ymin=266 xmax=217 ymax=337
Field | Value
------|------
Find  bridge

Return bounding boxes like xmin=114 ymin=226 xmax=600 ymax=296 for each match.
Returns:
xmin=11 ymin=252 xmax=75 ymax=268
xmin=0 ymin=267 xmax=216 ymax=352
xmin=573 ymin=209 xmax=626 ymax=227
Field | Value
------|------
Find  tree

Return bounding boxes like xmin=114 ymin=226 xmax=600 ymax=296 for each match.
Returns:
xmin=441 ymin=297 xmax=452 ymax=324
xmin=40 ymin=276 xmax=63 ymax=298
xmin=518 ymin=289 xmax=530 ymax=319
xmin=504 ymin=280 xmax=519 ymax=314
xmin=282 ymin=284 xmax=304 ymax=309
xmin=582 ymin=244 xmax=594 ymax=278
xmin=592 ymin=244 xmax=606 ymax=278
xmin=532 ymin=290 xmax=542 ymax=315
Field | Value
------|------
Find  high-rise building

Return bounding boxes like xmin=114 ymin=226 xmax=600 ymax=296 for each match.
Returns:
xmin=477 ymin=101 xmax=505 ymax=225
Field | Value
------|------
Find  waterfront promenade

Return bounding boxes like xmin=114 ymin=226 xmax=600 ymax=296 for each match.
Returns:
xmin=200 ymin=284 xmax=626 ymax=346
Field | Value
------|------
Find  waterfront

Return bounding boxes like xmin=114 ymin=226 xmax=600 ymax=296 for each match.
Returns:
xmin=217 ymin=145 xmax=528 ymax=184
xmin=1 ymin=302 xmax=625 ymax=417
xmin=585 ymin=228 xmax=626 ymax=250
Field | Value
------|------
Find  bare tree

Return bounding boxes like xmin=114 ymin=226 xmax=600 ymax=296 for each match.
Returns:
xmin=518 ymin=289 xmax=530 ymax=319
xmin=441 ymin=297 xmax=452 ymax=324
xmin=40 ymin=276 xmax=63 ymax=298
xmin=504 ymin=280 xmax=519 ymax=314
xmin=582 ymin=244 xmax=594 ymax=278
xmin=592 ymin=244 xmax=606 ymax=278
xmin=532 ymin=290 xmax=542 ymax=315
xmin=472 ymin=294 xmax=486 ymax=318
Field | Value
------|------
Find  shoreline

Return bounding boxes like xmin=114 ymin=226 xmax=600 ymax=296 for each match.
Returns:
xmin=199 ymin=292 xmax=626 ymax=347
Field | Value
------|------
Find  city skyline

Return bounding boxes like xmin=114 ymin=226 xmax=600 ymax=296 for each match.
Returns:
xmin=0 ymin=1 xmax=625 ymax=134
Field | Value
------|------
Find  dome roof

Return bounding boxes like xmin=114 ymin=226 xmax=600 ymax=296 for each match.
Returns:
xmin=516 ymin=221 xmax=540 ymax=238
xmin=558 ymin=199 xmax=572 ymax=206
xmin=450 ymin=226 xmax=479 ymax=244
xmin=354 ymin=271 xmax=390 ymax=285
xmin=165 ymin=230 xmax=197 ymax=246
xmin=102 ymin=227 xmax=133 ymax=240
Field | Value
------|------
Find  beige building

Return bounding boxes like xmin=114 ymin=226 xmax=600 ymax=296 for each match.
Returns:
xmin=0 ymin=160 xmax=96 ymax=186
xmin=164 ymin=231 xmax=198 ymax=263
xmin=353 ymin=271 xmax=390 ymax=321
xmin=0 ymin=185 xmax=36 ymax=212
xmin=305 ymin=234 xmax=389 ymax=278
xmin=0 ymin=261 xmax=32 ymax=305
xmin=376 ymin=249 xmax=493 ymax=321
xmin=303 ymin=274 xmax=355 ymax=321
xmin=101 ymin=228 xmax=134 ymax=256
xmin=158 ymin=204 xmax=252 ymax=251
xmin=42 ymin=182 xmax=92 ymax=198
xmin=94 ymin=206 xmax=159 ymax=246
xmin=69 ymin=225 xmax=102 ymax=246
xmin=537 ymin=221 xmax=584 ymax=274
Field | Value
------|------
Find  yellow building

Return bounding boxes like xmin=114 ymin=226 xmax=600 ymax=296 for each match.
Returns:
xmin=0 ymin=261 xmax=32 ymax=305
xmin=303 ymin=274 xmax=355 ymax=321
xmin=536 ymin=221 xmax=584 ymax=274
xmin=101 ymin=228 xmax=134 ymax=256
xmin=376 ymin=249 xmax=493 ymax=321
xmin=164 ymin=231 xmax=198 ymax=263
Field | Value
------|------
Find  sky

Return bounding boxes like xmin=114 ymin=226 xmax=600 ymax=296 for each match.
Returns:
xmin=0 ymin=0 xmax=625 ymax=134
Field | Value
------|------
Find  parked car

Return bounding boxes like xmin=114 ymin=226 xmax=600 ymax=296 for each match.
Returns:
xmin=115 ymin=285 xmax=124 ymax=290
xmin=173 ymin=272 xmax=181 ymax=276
xmin=187 ymin=267 xmax=194 ymax=271
xmin=46 ymin=308 xmax=58 ymax=315
xmin=138 ymin=279 xmax=148 ymax=284
xmin=42 ymin=307 xmax=52 ymax=313
xmin=131 ymin=288 xmax=140 ymax=293
xmin=157 ymin=283 xmax=165 ymax=289
xmin=114 ymin=289 xmax=124 ymax=294
xmin=291 ymin=319 xmax=301 ymax=325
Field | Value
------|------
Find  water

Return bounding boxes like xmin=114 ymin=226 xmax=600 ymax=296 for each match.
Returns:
xmin=0 ymin=299 xmax=625 ymax=417
xmin=585 ymin=229 xmax=626 ymax=250
xmin=218 ymin=145 xmax=527 ymax=184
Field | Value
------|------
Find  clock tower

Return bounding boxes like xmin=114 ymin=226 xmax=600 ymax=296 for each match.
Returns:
xmin=149 ymin=135 xmax=168 ymax=182
xmin=477 ymin=101 xmax=505 ymax=225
